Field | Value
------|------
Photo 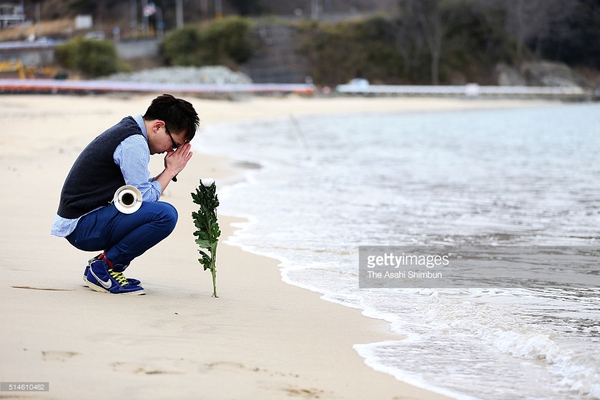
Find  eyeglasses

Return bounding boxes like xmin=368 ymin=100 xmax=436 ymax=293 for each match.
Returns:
xmin=164 ymin=124 xmax=181 ymax=150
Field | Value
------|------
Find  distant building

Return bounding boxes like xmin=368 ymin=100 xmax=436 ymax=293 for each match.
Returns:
xmin=0 ymin=2 xmax=25 ymax=29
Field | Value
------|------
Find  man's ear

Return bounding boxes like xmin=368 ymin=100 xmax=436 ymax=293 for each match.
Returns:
xmin=152 ymin=120 xmax=165 ymax=132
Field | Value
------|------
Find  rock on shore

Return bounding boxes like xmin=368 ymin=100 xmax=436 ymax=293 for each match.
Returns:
xmin=104 ymin=66 xmax=253 ymax=85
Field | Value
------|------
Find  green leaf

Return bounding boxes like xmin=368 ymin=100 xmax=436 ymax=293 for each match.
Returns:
xmin=191 ymin=178 xmax=221 ymax=297
xmin=195 ymin=238 xmax=212 ymax=249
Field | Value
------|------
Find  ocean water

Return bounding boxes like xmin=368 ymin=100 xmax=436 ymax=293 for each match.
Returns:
xmin=194 ymin=102 xmax=600 ymax=399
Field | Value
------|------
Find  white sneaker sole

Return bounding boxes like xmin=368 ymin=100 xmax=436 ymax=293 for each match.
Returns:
xmin=85 ymin=277 xmax=145 ymax=295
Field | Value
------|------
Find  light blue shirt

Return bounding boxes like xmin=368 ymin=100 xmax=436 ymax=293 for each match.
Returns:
xmin=51 ymin=115 xmax=163 ymax=237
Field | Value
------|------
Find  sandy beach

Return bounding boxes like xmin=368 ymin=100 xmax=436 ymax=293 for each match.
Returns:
xmin=0 ymin=94 xmax=554 ymax=399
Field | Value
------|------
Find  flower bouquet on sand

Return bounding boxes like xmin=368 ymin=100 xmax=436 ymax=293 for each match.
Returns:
xmin=191 ymin=178 xmax=221 ymax=297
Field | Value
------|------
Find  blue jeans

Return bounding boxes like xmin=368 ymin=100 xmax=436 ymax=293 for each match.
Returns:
xmin=67 ymin=201 xmax=178 ymax=267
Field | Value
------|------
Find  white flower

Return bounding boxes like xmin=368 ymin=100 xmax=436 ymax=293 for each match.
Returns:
xmin=201 ymin=178 xmax=215 ymax=187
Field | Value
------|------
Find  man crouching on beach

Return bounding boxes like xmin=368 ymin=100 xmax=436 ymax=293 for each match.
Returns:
xmin=51 ymin=94 xmax=200 ymax=295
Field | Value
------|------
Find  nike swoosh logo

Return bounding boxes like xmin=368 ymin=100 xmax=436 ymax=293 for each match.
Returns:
xmin=90 ymin=269 xmax=112 ymax=289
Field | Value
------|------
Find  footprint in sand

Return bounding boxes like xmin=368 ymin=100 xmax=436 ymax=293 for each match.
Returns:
xmin=42 ymin=351 xmax=79 ymax=362
xmin=111 ymin=361 xmax=186 ymax=375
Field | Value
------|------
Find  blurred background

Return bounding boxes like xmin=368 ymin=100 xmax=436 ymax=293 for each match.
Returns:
xmin=0 ymin=0 xmax=598 ymax=90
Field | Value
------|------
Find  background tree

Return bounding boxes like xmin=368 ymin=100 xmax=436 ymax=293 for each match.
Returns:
xmin=55 ymin=37 xmax=129 ymax=77
xmin=394 ymin=4 xmax=427 ymax=82
xmin=442 ymin=0 xmax=515 ymax=83
xmin=299 ymin=17 xmax=403 ymax=85
xmin=478 ymin=0 xmax=578 ymax=61
xmin=398 ymin=0 xmax=448 ymax=85
xmin=229 ymin=0 xmax=264 ymax=15
xmin=534 ymin=0 xmax=600 ymax=69
xmin=162 ymin=17 xmax=252 ymax=67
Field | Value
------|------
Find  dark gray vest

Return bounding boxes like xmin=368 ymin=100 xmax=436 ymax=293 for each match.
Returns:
xmin=57 ymin=116 xmax=144 ymax=219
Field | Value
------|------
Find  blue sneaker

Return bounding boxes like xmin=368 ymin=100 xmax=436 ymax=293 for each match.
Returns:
xmin=83 ymin=255 xmax=141 ymax=286
xmin=86 ymin=258 xmax=145 ymax=295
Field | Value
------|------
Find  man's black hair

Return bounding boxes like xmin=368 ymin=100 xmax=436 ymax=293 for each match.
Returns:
xmin=143 ymin=94 xmax=200 ymax=141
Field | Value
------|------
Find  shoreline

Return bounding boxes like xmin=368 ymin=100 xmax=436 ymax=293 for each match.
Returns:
xmin=0 ymin=94 xmax=558 ymax=399
xmin=173 ymin=154 xmax=459 ymax=400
